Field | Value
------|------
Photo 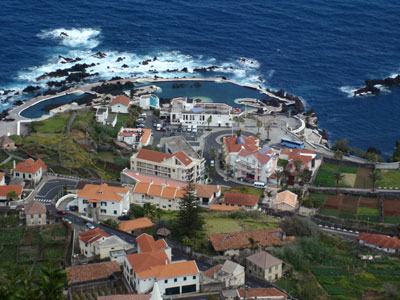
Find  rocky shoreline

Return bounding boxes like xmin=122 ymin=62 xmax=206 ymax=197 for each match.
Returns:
xmin=354 ymin=74 xmax=400 ymax=96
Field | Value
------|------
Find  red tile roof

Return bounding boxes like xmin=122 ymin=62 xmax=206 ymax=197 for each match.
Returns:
xmin=24 ymin=200 xmax=46 ymax=215
xmin=238 ymin=148 xmax=274 ymax=164
xmin=202 ymin=264 xmax=222 ymax=278
xmin=111 ymin=95 xmax=131 ymax=107
xmin=224 ymin=136 xmax=259 ymax=154
xmin=79 ymin=228 xmax=110 ymax=244
xmin=223 ymin=192 xmax=259 ymax=207
xmin=135 ymin=148 xmax=193 ymax=166
xmin=0 ymin=185 xmax=23 ymax=197
xmin=237 ymin=288 xmax=289 ymax=299
xmin=126 ymin=250 xmax=169 ymax=279
xmin=14 ymin=158 xmax=47 ymax=174
xmin=194 ymin=184 xmax=220 ymax=198
xmin=78 ymin=183 xmax=130 ymax=202
xmin=137 ymin=233 xmax=168 ymax=253
xmin=66 ymin=261 xmax=121 ymax=284
xmin=119 ymin=217 xmax=154 ymax=232
xmin=288 ymin=149 xmax=316 ymax=165
xmin=359 ymin=233 xmax=400 ymax=250
xmin=209 ymin=228 xmax=283 ymax=252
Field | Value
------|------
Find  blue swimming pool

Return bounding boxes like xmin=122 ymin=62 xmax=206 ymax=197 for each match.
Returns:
xmin=20 ymin=92 xmax=92 ymax=119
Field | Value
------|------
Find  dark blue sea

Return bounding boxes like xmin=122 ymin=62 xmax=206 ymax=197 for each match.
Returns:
xmin=1 ymin=0 xmax=399 ymax=157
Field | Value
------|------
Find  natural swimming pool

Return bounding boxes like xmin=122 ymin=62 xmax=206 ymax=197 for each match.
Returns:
xmin=20 ymin=92 xmax=93 ymax=119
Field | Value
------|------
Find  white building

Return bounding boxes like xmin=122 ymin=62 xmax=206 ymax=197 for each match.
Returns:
xmin=223 ymin=136 xmax=278 ymax=183
xmin=117 ymin=128 xmax=152 ymax=149
xmin=123 ymin=251 xmax=200 ymax=295
xmin=0 ymin=173 xmax=5 ymax=186
xmin=110 ymin=95 xmax=131 ymax=114
xmin=79 ymin=228 xmax=135 ymax=259
xmin=12 ymin=158 xmax=47 ymax=185
xmin=139 ymin=94 xmax=160 ymax=110
xmin=96 ymin=106 xmax=118 ymax=127
xmin=202 ymin=260 xmax=245 ymax=289
xmin=165 ymin=97 xmax=233 ymax=128
xmin=130 ymin=148 xmax=206 ymax=183
xmin=77 ymin=183 xmax=132 ymax=219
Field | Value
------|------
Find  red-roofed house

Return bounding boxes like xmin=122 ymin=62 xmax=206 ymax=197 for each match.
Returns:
xmin=137 ymin=233 xmax=171 ymax=261
xmin=236 ymin=288 xmax=289 ymax=300
xmin=117 ymin=128 xmax=152 ymax=149
xmin=12 ymin=158 xmax=47 ymax=185
xmin=79 ymin=228 xmax=134 ymax=259
xmin=358 ymin=233 xmax=400 ymax=254
xmin=24 ymin=200 xmax=46 ymax=226
xmin=279 ymin=148 xmax=317 ymax=184
xmin=223 ymin=136 xmax=278 ymax=183
xmin=77 ymin=183 xmax=132 ymax=220
xmin=130 ymin=148 xmax=206 ymax=183
xmin=110 ymin=95 xmax=131 ymax=113
xmin=272 ymin=190 xmax=298 ymax=211
xmin=123 ymin=250 xmax=200 ymax=295
xmin=0 ymin=185 xmax=23 ymax=202
xmin=221 ymin=192 xmax=259 ymax=210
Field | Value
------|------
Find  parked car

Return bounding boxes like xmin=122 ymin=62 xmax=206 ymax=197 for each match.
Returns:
xmin=170 ymin=132 xmax=176 ymax=137
xmin=177 ymin=127 xmax=182 ymax=132
xmin=86 ymin=222 xmax=96 ymax=230
xmin=166 ymin=126 xmax=171 ymax=131
xmin=153 ymin=120 xmax=158 ymax=127
xmin=210 ymin=160 xmax=215 ymax=167
xmin=69 ymin=205 xmax=78 ymax=211
xmin=57 ymin=210 xmax=67 ymax=215
xmin=137 ymin=118 xmax=145 ymax=123
xmin=138 ymin=123 xmax=145 ymax=128
xmin=140 ymin=113 xmax=147 ymax=119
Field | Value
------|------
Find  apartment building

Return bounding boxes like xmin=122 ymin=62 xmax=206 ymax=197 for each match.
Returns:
xmin=130 ymin=148 xmax=206 ymax=183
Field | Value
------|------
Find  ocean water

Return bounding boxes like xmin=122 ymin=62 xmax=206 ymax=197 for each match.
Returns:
xmin=0 ymin=0 xmax=399 ymax=157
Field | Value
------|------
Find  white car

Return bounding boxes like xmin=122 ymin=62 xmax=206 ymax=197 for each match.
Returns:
xmin=86 ymin=222 xmax=95 ymax=229
xmin=210 ymin=160 xmax=215 ymax=167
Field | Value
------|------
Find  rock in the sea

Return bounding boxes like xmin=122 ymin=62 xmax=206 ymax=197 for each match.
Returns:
xmin=116 ymin=57 xmax=125 ymax=62
xmin=354 ymin=74 xmax=400 ymax=96
xmin=122 ymin=64 xmax=129 ymax=68
xmin=180 ymin=67 xmax=188 ymax=72
xmin=92 ymin=52 xmax=107 ymax=59
xmin=23 ymin=85 xmax=41 ymax=93
xmin=60 ymin=32 xmax=69 ymax=38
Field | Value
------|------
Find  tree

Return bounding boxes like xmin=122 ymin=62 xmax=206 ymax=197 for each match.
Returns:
xmin=273 ymin=170 xmax=283 ymax=187
xmin=294 ymin=160 xmax=302 ymax=176
xmin=265 ymin=124 xmax=271 ymax=141
xmin=175 ymin=182 xmax=204 ymax=240
xmin=236 ymin=129 xmax=242 ymax=137
xmin=143 ymin=203 xmax=157 ymax=220
xmin=37 ymin=262 xmax=69 ymax=300
xmin=332 ymin=172 xmax=345 ymax=192
xmin=6 ymin=190 xmax=19 ymax=202
xmin=369 ymin=169 xmax=382 ymax=192
xmin=207 ymin=116 xmax=212 ymax=129
xmin=129 ymin=204 xmax=145 ymax=219
xmin=256 ymin=119 xmax=262 ymax=134
xmin=248 ymin=237 xmax=259 ymax=252
xmin=366 ymin=152 xmax=378 ymax=163
xmin=153 ymin=109 xmax=160 ymax=118
xmin=298 ymin=170 xmax=312 ymax=184
xmin=334 ymin=150 xmax=344 ymax=160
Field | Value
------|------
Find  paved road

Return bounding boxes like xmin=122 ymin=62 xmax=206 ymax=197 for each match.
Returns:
xmin=35 ymin=178 xmax=78 ymax=201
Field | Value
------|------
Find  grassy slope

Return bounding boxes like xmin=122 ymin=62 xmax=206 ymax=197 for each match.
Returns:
xmin=314 ymin=163 xmax=358 ymax=187
xmin=377 ymin=170 xmax=400 ymax=188
xmin=12 ymin=110 xmax=132 ymax=181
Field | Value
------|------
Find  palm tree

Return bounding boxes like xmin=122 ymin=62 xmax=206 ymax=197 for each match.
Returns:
xmin=38 ymin=262 xmax=69 ymax=300
xmin=248 ymin=237 xmax=259 ymax=253
xmin=265 ymin=124 xmax=271 ymax=141
xmin=334 ymin=150 xmax=344 ymax=160
xmin=294 ymin=159 xmax=303 ymax=179
xmin=265 ymin=190 xmax=273 ymax=207
xmin=273 ymin=170 xmax=283 ymax=187
xmin=207 ymin=116 xmax=212 ymax=129
xmin=332 ymin=171 xmax=345 ymax=193
xmin=256 ymin=119 xmax=262 ymax=134
xmin=369 ymin=169 xmax=382 ymax=192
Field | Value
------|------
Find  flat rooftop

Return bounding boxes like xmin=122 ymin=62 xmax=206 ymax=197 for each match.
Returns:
xmin=160 ymin=136 xmax=201 ymax=159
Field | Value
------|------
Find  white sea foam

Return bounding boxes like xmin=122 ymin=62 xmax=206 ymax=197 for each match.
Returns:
xmin=339 ymin=86 xmax=358 ymax=98
xmin=37 ymin=28 xmax=101 ymax=49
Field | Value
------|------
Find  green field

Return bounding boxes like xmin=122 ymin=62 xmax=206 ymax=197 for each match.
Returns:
xmin=377 ymin=170 xmax=400 ymax=189
xmin=273 ymin=233 xmax=400 ymax=299
xmin=357 ymin=206 xmax=379 ymax=216
xmin=225 ymin=186 xmax=264 ymax=197
xmin=314 ymin=162 xmax=358 ymax=187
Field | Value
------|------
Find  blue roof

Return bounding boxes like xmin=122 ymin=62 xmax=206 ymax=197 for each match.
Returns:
xmin=236 ymin=137 xmax=245 ymax=144
xmin=259 ymin=147 xmax=271 ymax=154
xmin=192 ymin=107 xmax=204 ymax=113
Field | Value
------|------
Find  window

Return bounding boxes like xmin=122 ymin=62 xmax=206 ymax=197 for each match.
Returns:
xmin=101 ymin=202 xmax=107 ymax=206
xmin=83 ymin=200 xmax=88 ymax=204
xmin=114 ymin=210 xmax=117 ymax=215
xmin=193 ymin=276 xmax=196 ymax=280
xmin=38 ymin=214 xmax=41 ymax=218
xmin=275 ymin=265 xmax=278 ymax=270
xmin=174 ymin=278 xmax=177 ymax=282
xmin=165 ymin=279 xmax=168 ymax=283
xmin=100 ymin=209 xmax=107 ymax=214
xmin=183 ymin=277 xmax=187 ymax=281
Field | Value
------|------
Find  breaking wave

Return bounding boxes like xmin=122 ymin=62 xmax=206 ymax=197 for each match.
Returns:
xmin=37 ymin=28 xmax=101 ymax=49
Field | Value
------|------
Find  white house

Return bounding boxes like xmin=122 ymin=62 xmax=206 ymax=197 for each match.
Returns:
xmin=79 ymin=228 xmax=135 ymax=259
xmin=223 ymin=136 xmax=278 ymax=183
xmin=12 ymin=158 xmax=47 ymax=185
xmin=110 ymin=95 xmax=131 ymax=114
xmin=0 ymin=172 xmax=5 ymax=186
xmin=117 ymin=128 xmax=152 ymax=149
xmin=139 ymin=94 xmax=160 ymax=110
xmin=358 ymin=233 xmax=400 ymax=254
xmin=202 ymin=260 xmax=245 ymax=289
xmin=23 ymin=200 xmax=46 ymax=226
xmin=123 ymin=251 xmax=200 ymax=295
xmin=77 ymin=183 xmax=132 ymax=219
xmin=166 ymin=97 xmax=233 ymax=128
xmin=96 ymin=106 xmax=118 ymax=127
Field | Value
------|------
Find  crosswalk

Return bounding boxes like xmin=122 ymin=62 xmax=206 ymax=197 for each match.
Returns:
xmin=34 ymin=198 xmax=52 ymax=203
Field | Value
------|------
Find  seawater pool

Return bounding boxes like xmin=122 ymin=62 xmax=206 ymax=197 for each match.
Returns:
xmin=20 ymin=92 xmax=92 ymax=119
